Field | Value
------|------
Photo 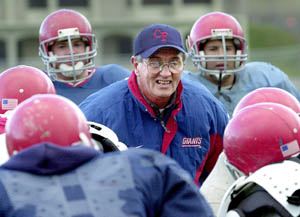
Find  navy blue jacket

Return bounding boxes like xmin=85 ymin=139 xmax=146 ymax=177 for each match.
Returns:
xmin=80 ymin=72 xmax=229 ymax=185
xmin=0 ymin=143 xmax=214 ymax=217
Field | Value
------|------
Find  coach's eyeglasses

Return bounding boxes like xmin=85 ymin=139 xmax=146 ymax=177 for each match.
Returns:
xmin=141 ymin=57 xmax=184 ymax=73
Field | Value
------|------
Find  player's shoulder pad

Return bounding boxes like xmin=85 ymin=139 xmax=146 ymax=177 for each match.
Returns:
xmin=244 ymin=61 xmax=286 ymax=77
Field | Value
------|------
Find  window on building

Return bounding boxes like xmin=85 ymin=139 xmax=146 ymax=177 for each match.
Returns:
xmin=28 ymin=0 xmax=47 ymax=8
xmin=17 ymin=38 xmax=40 ymax=66
xmin=59 ymin=0 xmax=90 ymax=7
xmin=103 ymin=35 xmax=132 ymax=55
xmin=142 ymin=0 xmax=171 ymax=5
xmin=102 ymin=35 xmax=132 ymax=67
xmin=127 ymin=0 xmax=132 ymax=6
xmin=183 ymin=0 xmax=211 ymax=3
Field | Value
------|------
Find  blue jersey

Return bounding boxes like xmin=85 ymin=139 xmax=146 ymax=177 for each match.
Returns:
xmin=53 ymin=64 xmax=130 ymax=104
xmin=80 ymin=72 xmax=229 ymax=185
xmin=183 ymin=62 xmax=300 ymax=117
xmin=0 ymin=143 xmax=214 ymax=217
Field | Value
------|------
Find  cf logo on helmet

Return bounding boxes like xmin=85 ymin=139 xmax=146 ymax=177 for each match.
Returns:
xmin=153 ymin=29 xmax=168 ymax=42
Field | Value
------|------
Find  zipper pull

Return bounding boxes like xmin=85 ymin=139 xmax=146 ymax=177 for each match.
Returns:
xmin=161 ymin=120 xmax=170 ymax=133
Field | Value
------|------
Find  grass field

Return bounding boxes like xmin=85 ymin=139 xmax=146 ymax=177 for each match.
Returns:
xmin=248 ymin=23 xmax=300 ymax=78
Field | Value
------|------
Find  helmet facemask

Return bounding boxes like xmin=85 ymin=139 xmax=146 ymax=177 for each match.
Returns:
xmin=224 ymin=156 xmax=246 ymax=180
xmin=39 ymin=28 xmax=97 ymax=83
xmin=188 ymin=29 xmax=248 ymax=99
xmin=189 ymin=29 xmax=248 ymax=78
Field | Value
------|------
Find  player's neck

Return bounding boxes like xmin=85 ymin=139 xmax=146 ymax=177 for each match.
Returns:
xmin=205 ymin=74 xmax=235 ymax=88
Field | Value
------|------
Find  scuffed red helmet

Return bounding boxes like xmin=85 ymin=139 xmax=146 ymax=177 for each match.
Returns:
xmin=0 ymin=65 xmax=56 ymax=114
xmin=224 ymin=102 xmax=300 ymax=176
xmin=5 ymin=94 xmax=92 ymax=155
xmin=187 ymin=11 xmax=247 ymax=76
xmin=233 ymin=87 xmax=300 ymax=117
xmin=39 ymin=9 xmax=97 ymax=82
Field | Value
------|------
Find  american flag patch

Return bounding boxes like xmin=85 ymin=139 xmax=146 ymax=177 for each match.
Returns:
xmin=280 ymin=140 xmax=300 ymax=157
xmin=1 ymin=98 xmax=18 ymax=110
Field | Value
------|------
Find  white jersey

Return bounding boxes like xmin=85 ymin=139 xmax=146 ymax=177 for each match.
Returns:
xmin=200 ymin=152 xmax=235 ymax=215
xmin=0 ymin=133 xmax=9 ymax=165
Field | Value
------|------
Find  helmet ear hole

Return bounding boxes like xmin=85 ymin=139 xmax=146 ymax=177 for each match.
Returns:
xmin=235 ymin=50 xmax=242 ymax=68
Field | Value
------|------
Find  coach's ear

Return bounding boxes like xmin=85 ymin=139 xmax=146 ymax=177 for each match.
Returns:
xmin=131 ymin=56 xmax=140 ymax=76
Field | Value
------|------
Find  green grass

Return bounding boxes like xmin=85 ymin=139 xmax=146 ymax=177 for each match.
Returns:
xmin=248 ymin=23 xmax=300 ymax=77
xmin=249 ymin=23 xmax=298 ymax=48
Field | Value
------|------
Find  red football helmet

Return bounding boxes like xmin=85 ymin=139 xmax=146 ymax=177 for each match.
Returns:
xmin=5 ymin=94 xmax=93 ymax=156
xmin=224 ymin=102 xmax=300 ymax=177
xmin=39 ymin=9 xmax=97 ymax=83
xmin=0 ymin=65 xmax=56 ymax=114
xmin=186 ymin=11 xmax=248 ymax=77
xmin=233 ymin=87 xmax=300 ymax=117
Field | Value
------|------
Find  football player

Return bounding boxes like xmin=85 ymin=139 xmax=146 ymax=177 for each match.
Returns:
xmin=200 ymin=88 xmax=300 ymax=214
xmin=39 ymin=9 xmax=130 ymax=104
xmin=0 ymin=94 xmax=214 ymax=217
xmin=184 ymin=11 xmax=300 ymax=117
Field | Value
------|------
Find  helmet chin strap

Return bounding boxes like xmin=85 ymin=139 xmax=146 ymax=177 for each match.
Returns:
xmin=214 ymin=71 xmax=232 ymax=103
xmin=224 ymin=157 xmax=245 ymax=180
xmin=217 ymin=70 xmax=223 ymax=94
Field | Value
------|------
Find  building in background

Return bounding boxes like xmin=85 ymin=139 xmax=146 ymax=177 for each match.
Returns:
xmin=2 ymin=0 xmax=299 ymax=79
xmin=0 ymin=0 xmax=224 ymax=71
